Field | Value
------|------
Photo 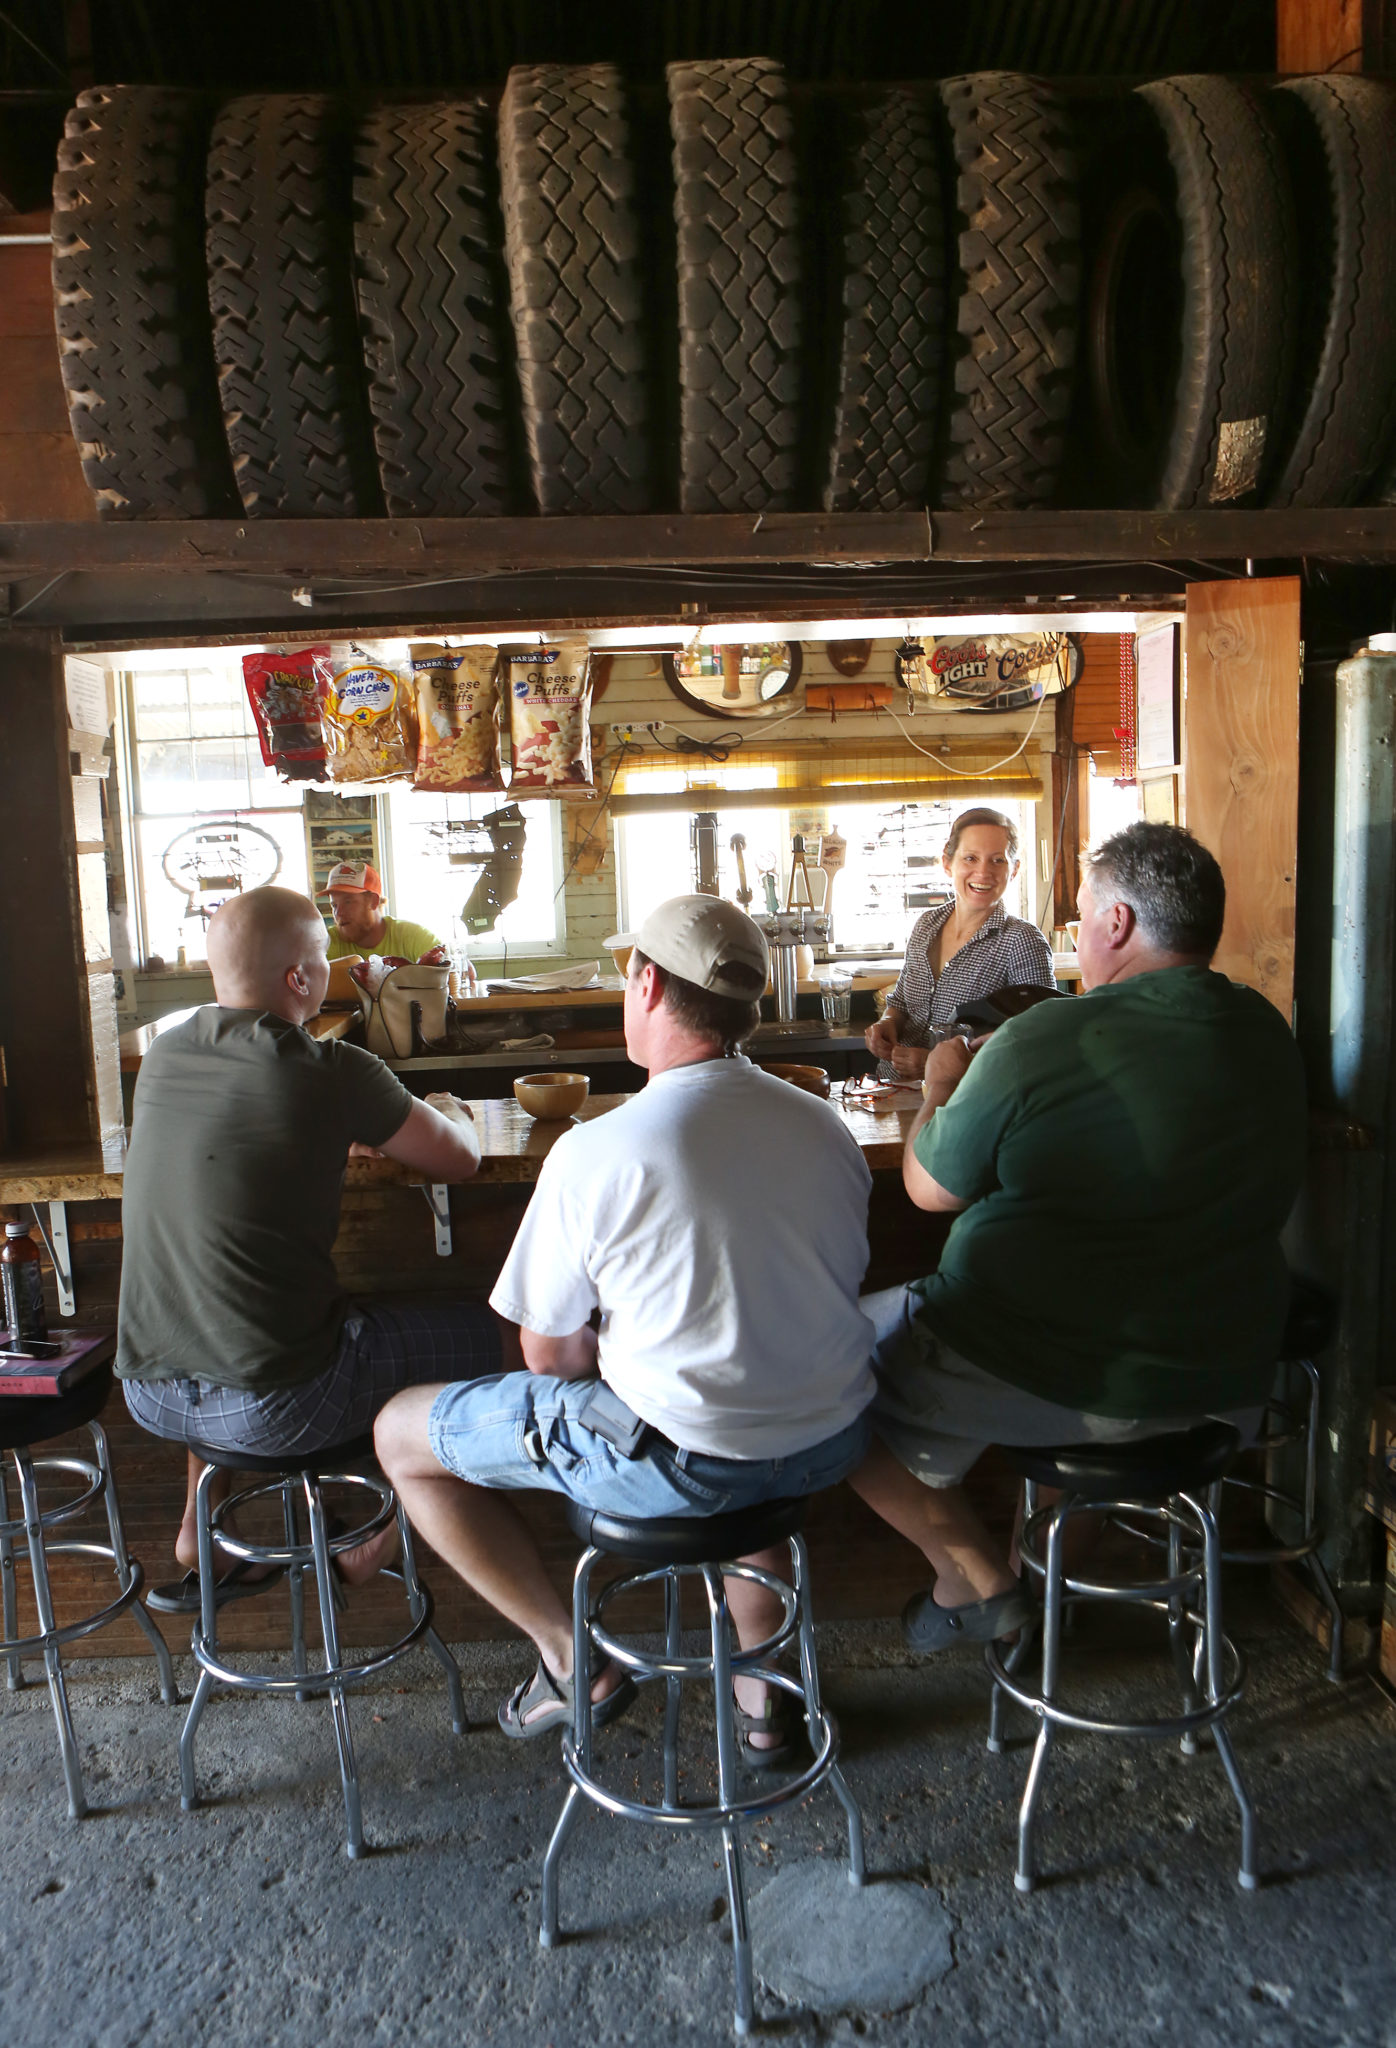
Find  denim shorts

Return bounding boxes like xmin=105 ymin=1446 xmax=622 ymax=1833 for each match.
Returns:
xmin=427 ymin=1372 xmax=873 ymax=1519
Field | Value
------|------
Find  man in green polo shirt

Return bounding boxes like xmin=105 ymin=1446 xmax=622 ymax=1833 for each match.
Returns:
xmin=849 ymin=822 xmax=1306 ymax=1651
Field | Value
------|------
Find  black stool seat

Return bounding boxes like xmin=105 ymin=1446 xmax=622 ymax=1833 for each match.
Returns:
xmin=1281 ymin=1275 xmax=1337 ymax=1358
xmin=1004 ymin=1419 xmax=1240 ymax=1499
xmin=185 ymin=1431 xmax=375 ymax=1476
xmin=564 ymin=1493 xmax=806 ymax=1564
xmin=0 ymin=1363 xmax=113 ymax=1450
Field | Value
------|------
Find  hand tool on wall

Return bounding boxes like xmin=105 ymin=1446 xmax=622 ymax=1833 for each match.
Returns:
xmin=730 ymin=832 xmax=752 ymax=908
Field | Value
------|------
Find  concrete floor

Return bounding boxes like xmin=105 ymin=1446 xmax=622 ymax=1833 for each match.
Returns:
xmin=1 ymin=1594 xmax=1393 ymax=2048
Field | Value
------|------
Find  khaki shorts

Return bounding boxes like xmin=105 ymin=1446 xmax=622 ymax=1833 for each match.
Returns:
xmin=863 ymin=1284 xmax=1261 ymax=1488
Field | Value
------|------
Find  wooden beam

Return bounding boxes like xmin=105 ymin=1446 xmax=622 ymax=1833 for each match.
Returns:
xmin=1182 ymin=575 xmax=1302 ymax=1017
xmin=4 ymin=507 xmax=1396 ymax=581
xmin=609 ymin=775 xmax=1043 ymax=816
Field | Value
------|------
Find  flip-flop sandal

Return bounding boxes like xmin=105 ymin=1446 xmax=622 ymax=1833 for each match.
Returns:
xmin=902 ymin=1586 xmax=1032 ymax=1653
xmin=497 ymin=1656 xmax=637 ymax=1741
xmin=146 ymin=1559 xmax=286 ymax=1615
xmin=733 ymin=1691 xmax=797 ymax=1771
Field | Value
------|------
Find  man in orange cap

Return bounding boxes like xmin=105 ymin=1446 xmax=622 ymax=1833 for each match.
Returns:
xmin=321 ymin=861 xmax=442 ymax=962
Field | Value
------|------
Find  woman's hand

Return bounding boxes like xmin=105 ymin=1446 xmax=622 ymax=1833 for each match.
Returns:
xmin=865 ymin=1011 xmax=901 ymax=1059
xmin=889 ymin=1041 xmax=929 ymax=1081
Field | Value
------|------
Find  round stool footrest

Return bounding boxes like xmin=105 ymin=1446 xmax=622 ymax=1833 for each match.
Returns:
xmin=211 ymin=1471 xmax=394 ymax=1571
xmin=985 ymin=1634 xmax=1247 ymax=1740
xmin=191 ymin=1574 xmax=435 ymax=1696
xmin=589 ymin=1561 xmax=800 ymax=1679
xmin=564 ymin=1669 xmax=838 ymax=1830
xmin=1 ymin=1542 xmax=148 ymax=1656
xmin=1 ymin=1454 xmax=105 ymax=1537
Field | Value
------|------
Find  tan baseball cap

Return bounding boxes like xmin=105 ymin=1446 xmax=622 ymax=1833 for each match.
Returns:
xmin=607 ymin=896 xmax=768 ymax=998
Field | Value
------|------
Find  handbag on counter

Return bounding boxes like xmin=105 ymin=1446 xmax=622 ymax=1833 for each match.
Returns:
xmin=352 ymin=959 xmax=452 ymax=1060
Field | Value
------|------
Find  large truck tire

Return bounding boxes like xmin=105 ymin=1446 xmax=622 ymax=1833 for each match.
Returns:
xmin=938 ymin=72 xmax=1080 ymax=511
xmin=1264 ymin=78 xmax=1396 ymax=506
xmin=500 ymin=64 xmax=651 ymax=515
xmin=207 ymin=93 xmax=380 ymax=517
xmin=1136 ymin=76 xmax=1295 ymax=509
xmin=354 ymin=100 xmax=512 ymax=518
xmin=52 ymin=86 xmax=237 ymax=518
xmin=669 ymin=57 xmax=802 ymax=514
xmin=822 ymin=90 xmax=946 ymax=513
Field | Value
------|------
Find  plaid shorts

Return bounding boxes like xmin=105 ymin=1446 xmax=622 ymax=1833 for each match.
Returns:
xmin=122 ymin=1297 xmax=500 ymax=1457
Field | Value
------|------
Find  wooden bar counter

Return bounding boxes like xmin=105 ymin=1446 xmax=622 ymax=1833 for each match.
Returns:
xmin=0 ymin=1081 xmax=955 ymax=1658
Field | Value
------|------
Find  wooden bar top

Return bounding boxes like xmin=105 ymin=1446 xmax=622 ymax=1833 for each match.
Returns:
xmin=0 ymin=1081 xmax=923 ymax=1203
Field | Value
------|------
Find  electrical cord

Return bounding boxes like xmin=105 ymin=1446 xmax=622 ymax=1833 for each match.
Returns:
xmin=882 ymin=686 xmax=1049 ymax=775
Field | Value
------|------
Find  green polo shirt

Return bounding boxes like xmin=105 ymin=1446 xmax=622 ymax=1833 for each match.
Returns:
xmin=909 ymin=967 xmax=1307 ymax=1418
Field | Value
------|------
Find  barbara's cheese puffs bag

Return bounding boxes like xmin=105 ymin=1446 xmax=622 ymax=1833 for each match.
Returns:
xmin=410 ymin=644 xmax=503 ymax=793
xmin=506 ymin=637 xmax=594 ymax=793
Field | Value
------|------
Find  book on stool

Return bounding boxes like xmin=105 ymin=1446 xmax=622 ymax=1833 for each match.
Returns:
xmin=0 ymin=1328 xmax=114 ymax=1398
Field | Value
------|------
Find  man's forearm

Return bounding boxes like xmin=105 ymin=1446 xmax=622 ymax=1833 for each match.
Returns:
xmin=521 ymin=1324 xmax=599 ymax=1379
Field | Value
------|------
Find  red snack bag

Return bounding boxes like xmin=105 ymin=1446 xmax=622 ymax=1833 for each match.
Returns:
xmin=243 ymin=646 xmax=331 ymax=771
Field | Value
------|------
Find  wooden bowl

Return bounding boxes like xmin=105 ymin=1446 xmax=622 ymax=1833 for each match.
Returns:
xmin=758 ymin=1062 xmax=831 ymax=1099
xmin=514 ymin=1071 xmax=590 ymax=1119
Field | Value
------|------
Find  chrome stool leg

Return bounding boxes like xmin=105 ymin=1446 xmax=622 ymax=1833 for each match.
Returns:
xmin=395 ymin=1502 xmax=466 ymax=1734
xmin=282 ymin=1479 xmax=311 ymax=1703
xmin=662 ymin=1571 xmax=682 ymax=1809
xmin=304 ymin=1474 xmax=363 ymax=1859
xmin=705 ymin=1564 xmax=754 ymax=2037
xmin=1295 ymin=1360 xmax=1345 ymax=1684
xmin=180 ymin=1461 xmax=221 ymax=1811
xmin=790 ymin=1534 xmax=864 ymax=1884
xmin=1015 ymin=1499 xmax=1068 ymax=1895
xmin=0 ymin=1458 xmax=24 ymax=1691
xmin=539 ymin=1546 xmax=601 ymax=1947
xmin=14 ymin=1447 xmax=86 ymax=1819
xmin=90 ymin=1421 xmax=176 ymax=1703
xmin=1167 ymin=1512 xmax=1199 ymax=1756
xmin=1190 ymin=1489 xmax=1258 ymax=1889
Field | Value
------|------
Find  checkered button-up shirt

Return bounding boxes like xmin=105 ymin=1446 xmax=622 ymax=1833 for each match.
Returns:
xmin=878 ymin=900 xmax=1055 ymax=1078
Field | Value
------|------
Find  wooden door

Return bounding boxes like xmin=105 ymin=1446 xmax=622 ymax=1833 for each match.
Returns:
xmin=1182 ymin=575 xmax=1302 ymax=1018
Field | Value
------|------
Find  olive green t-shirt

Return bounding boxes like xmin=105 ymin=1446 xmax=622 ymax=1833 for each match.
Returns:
xmin=116 ymin=1008 xmax=413 ymax=1392
xmin=909 ymin=967 xmax=1307 ymax=1418
xmin=326 ymin=916 xmax=441 ymax=962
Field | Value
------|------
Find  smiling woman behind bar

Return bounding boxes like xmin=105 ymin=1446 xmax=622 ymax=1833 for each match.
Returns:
xmin=865 ymin=807 xmax=1054 ymax=1082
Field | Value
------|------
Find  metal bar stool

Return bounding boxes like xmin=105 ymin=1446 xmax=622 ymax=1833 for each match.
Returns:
xmin=0 ymin=1362 xmax=177 ymax=1818
xmin=1220 ymin=1277 xmax=1344 ymax=1681
xmin=985 ymin=1421 xmax=1258 ymax=1894
xmin=179 ymin=1432 xmax=466 ymax=1858
xmin=539 ymin=1494 xmax=866 ymax=2038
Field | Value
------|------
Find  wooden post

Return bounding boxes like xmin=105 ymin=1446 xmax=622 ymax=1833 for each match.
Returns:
xmin=1181 ymin=576 xmax=1302 ymax=1017
xmin=0 ymin=629 xmax=104 ymax=1153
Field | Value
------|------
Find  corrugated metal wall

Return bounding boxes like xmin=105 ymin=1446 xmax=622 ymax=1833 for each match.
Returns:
xmin=1 ymin=0 xmax=1275 ymax=91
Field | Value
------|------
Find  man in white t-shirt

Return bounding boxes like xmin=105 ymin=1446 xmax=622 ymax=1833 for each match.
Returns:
xmin=376 ymin=896 xmax=875 ymax=1752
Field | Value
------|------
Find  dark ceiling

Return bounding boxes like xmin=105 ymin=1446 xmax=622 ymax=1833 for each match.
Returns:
xmin=1 ymin=0 xmax=1276 ymax=93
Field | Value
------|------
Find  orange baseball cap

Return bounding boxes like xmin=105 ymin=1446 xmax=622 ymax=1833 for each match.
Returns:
xmin=321 ymin=862 xmax=382 ymax=896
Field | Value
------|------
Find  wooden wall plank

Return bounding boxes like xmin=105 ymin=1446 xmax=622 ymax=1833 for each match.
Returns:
xmin=1277 ymin=0 xmax=1364 ymax=70
xmin=1182 ymin=576 xmax=1301 ymax=1016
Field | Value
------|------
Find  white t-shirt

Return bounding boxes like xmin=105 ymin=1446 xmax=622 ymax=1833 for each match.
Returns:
xmin=490 ymin=1057 xmax=876 ymax=1459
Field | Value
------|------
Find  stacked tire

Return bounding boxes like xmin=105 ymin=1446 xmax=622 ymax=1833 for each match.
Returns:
xmin=49 ymin=66 xmax=1396 ymax=521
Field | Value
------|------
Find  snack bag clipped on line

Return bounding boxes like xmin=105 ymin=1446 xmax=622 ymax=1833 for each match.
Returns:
xmin=410 ymin=643 xmax=504 ymax=793
xmin=324 ymin=643 xmax=418 ymax=784
xmin=506 ymin=637 xmax=594 ymax=794
xmin=242 ymin=645 xmax=331 ymax=779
